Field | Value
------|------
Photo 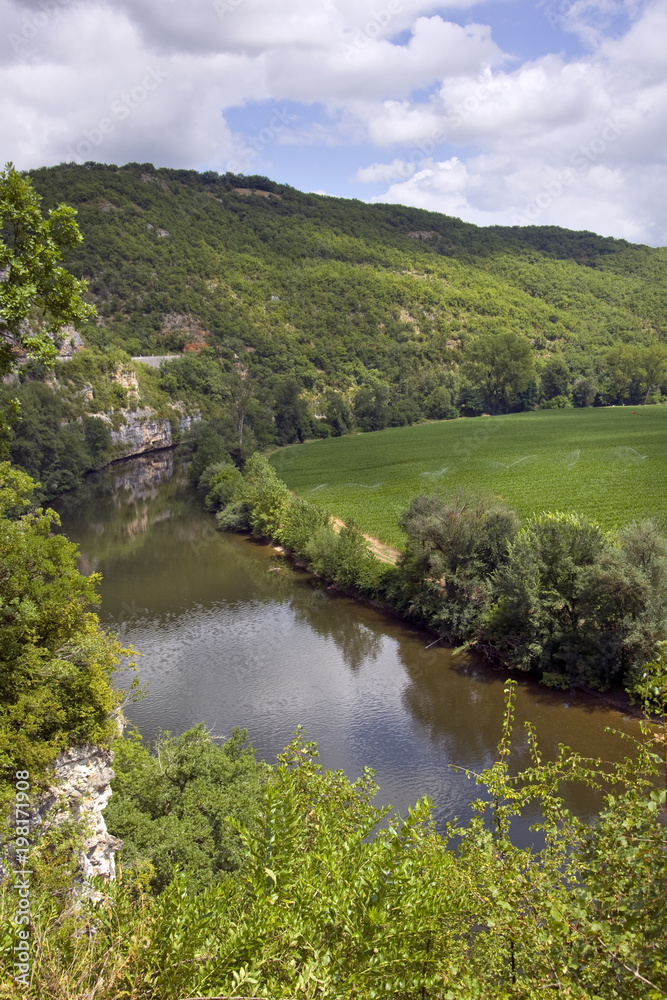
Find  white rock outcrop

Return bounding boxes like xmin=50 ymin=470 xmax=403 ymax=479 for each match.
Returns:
xmin=31 ymin=745 xmax=121 ymax=881
xmin=94 ymin=407 xmax=197 ymax=461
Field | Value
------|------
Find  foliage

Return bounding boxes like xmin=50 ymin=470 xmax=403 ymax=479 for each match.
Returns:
xmin=481 ymin=512 xmax=667 ymax=689
xmin=0 ymin=462 xmax=123 ymax=811
xmin=353 ymin=380 xmax=390 ymax=431
xmin=0 ymin=380 xmax=112 ymax=497
xmin=203 ymin=463 xmax=243 ymax=512
xmin=394 ymin=494 xmax=519 ymax=641
xmin=278 ymin=493 xmax=330 ymax=559
xmin=0 ymin=163 xmax=94 ymax=380
xmin=4 ymin=691 xmax=667 ymax=999
xmin=104 ymin=724 xmax=268 ymax=895
xmin=187 ymin=422 xmax=230 ymax=487
xmin=305 ymin=520 xmax=381 ymax=591
xmin=462 ymin=331 xmax=535 ymax=414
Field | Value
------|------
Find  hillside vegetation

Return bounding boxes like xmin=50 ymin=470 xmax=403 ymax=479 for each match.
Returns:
xmin=23 ymin=163 xmax=666 ymax=429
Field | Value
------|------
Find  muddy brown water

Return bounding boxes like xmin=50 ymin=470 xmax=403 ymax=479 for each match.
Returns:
xmin=53 ymin=452 xmax=644 ymax=845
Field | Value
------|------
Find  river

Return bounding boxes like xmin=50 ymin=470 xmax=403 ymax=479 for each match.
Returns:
xmin=53 ymin=451 xmax=643 ymax=843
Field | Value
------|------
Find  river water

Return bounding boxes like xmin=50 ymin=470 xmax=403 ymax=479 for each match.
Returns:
xmin=54 ymin=451 xmax=643 ymax=843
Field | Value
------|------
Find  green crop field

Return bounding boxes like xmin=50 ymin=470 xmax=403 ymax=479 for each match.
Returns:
xmin=270 ymin=406 xmax=667 ymax=547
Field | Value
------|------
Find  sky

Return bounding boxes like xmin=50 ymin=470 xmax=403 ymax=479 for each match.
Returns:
xmin=1 ymin=0 xmax=665 ymax=245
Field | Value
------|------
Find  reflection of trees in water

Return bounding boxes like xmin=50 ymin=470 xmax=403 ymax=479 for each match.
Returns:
xmin=237 ymin=550 xmax=384 ymax=673
xmin=54 ymin=454 xmax=194 ymax=563
xmin=397 ymin=635 xmax=633 ymax=823
xmin=398 ymin=636 xmax=508 ymax=766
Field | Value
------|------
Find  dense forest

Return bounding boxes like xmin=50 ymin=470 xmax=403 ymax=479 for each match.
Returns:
xmin=3 ymin=161 xmax=662 ymax=492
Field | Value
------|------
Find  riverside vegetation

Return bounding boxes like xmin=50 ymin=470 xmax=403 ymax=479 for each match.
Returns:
xmin=1 ymin=165 xmax=667 ymax=997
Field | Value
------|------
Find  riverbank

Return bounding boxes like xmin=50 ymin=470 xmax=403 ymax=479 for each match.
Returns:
xmin=53 ymin=452 xmax=646 ymax=843
xmin=199 ymin=451 xmax=666 ymax=700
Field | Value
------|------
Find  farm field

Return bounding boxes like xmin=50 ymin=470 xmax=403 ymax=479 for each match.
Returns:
xmin=270 ymin=406 xmax=667 ymax=547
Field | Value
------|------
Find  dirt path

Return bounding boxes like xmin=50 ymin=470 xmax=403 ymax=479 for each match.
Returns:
xmin=331 ymin=516 xmax=401 ymax=565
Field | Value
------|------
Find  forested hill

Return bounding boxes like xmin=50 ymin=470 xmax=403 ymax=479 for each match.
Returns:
xmin=28 ymin=162 xmax=665 ymax=391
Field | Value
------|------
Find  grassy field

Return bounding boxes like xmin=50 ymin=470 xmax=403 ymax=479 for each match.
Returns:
xmin=270 ymin=406 xmax=667 ymax=547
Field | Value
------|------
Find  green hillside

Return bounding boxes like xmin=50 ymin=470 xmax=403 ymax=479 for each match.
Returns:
xmin=271 ymin=406 xmax=667 ymax=546
xmin=28 ymin=162 xmax=665 ymax=405
xmin=3 ymin=162 xmax=665 ymax=496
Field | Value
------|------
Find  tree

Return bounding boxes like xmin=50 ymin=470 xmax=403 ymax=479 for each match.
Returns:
xmin=482 ymin=513 xmax=667 ymax=690
xmin=273 ymin=377 xmax=311 ymax=444
xmin=322 ymin=389 xmax=353 ymax=436
xmin=571 ymin=375 xmax=598 ymax=407
xmin=540 ymin=355 xmax=570 ymax=400
xmin=104 ymin=724 xmax=267 ymax=894
xmin=461 ymin=332 xmax=534 ymax=413
xmin=0 ymin=462 xmax=122 ymax=808
xmin=0 ymin=163 xmax=94 ymax=381
xmin=640 ymin=343 xmax=667 ymax=403
xmin=396 ymin=494 xmax=519 ymax=640
xmin=353 ymin=380 xmax=389 ymax=431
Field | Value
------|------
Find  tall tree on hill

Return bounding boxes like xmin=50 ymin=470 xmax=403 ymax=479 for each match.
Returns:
xmin=462 ymin=332 xmax=534 ymax=413
xmin=273 ymin=377 xmax=311 ymax=444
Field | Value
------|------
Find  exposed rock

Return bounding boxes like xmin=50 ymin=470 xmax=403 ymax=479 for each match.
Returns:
xmin=57 ymin=326 xmax=86 ymax=359
xmin=233 ymin=187 xmax=282 ymax=200
xmin=36 ymin=745 xmax=121 ymax=881
xmin=113 ymin=366 xmax=139 ymax=395
xmin=160 ymin=313 xmax=209 ymax=344
xmin=1 ymin=744 xmax=121 ymax=884
xmin=104 ymin=407 xmax=197 ymax=460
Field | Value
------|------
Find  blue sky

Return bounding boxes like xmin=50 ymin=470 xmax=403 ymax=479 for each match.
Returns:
xmin=2 ymin=0 xmax=665 ymax=244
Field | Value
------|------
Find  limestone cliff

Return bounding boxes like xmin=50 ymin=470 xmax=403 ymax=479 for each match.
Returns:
xmin=1 ymin=744 xmax=121 ymax=886
xmin=106 ymin=406 xmax=197 ymax=461
xmin=31 ymin=745 xmax=121 ymax=881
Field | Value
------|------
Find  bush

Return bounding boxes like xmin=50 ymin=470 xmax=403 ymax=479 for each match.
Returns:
xmin=424 ymin=386 xmax=458 ymax=420
xmin=204 ymin=464 xmax=243 ymax=512
xmin=540 ymin=394 xmax=571 ymax=409
xmin=481 ymin=512 xmax=667 ymax=689
xmin=306 ymin=521 xmax=375 ymax=590
xmin=0 ymin=462 xmax=122 ymax=809
xmin=188 ymin=423 xmax=230 ymax=486
xmin=571 ymin=375 xmax=599 ymax=407
xmin=279 ymin=495 xmax=330 ymax=559
xmin=105 ymin=724 xmax=267 ymax=895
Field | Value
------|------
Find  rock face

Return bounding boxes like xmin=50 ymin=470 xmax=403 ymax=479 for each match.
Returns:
xmin=105 ymin=407 xmax=197 ymax=461
xmin=28 ymin=745 xmax=121 ymax=881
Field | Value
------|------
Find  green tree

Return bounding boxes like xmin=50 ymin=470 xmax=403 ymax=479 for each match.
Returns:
xmin=273 ymin=377 xmax=311 ymax=445
xmin=353 ymin=381 xmax=389 ymax=431
xmin=322 ymin=389 xmax=353 ymax=436
xmin=462 ymin=332 xmax=534 ymax=413
xmin=188 ymin=422 xmax=230 ymax=487
xmin=0 ymin=462 xmax=122 ymax=807
xmin=571 ymin=374 xmax=598 ymax=407
xmin=540 ymin=354 xmax=570 ymax=400
xmin=0 ymin=163 xmax=94 ymax=380
xmin=396 ymin=494 xmax=519 ymax=640
xmin=482 ymin=513 xmax=667 ymax=690
xmin=105 ymin=724 xmax=267 ymax=894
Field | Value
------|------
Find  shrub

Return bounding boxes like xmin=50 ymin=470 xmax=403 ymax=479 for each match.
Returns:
xmin=204 ymin=464 xmax=243 ymax=512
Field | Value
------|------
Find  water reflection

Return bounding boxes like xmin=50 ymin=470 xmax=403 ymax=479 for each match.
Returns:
xmin=53 ymin=454 xmax=643 ymax=841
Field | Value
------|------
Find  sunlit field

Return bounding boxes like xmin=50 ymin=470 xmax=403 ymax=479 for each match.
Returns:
xmin=270 ymin=406 xmax=667 ymax=546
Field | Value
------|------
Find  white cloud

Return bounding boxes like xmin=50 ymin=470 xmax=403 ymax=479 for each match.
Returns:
xmin=359 ymin=0 xmax=667 ymax=243
xmin=0 ymin=0 xmax=664 ymax=243
xmin=354 ymin=158 xmax=416 ymax=182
